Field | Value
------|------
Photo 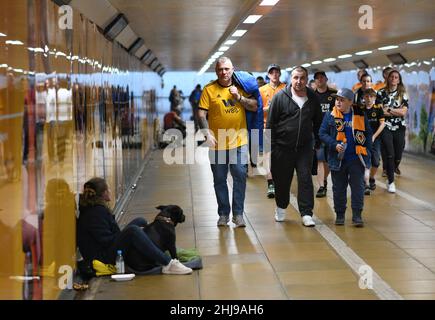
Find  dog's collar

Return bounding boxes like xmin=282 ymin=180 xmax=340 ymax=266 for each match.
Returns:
xmin=155 ymin=216 xmax=174 ymax=225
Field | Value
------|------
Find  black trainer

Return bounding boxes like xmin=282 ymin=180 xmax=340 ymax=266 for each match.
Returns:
xmin=335 ymin=213 xmax=345 ymax=225
xmin=364 ymin=185 xmax=371 ymax=196
xmin=316 ymin=186 xmax=327 ymax=198
xmin=369 ymin=179 xmax=376 ymax=190
xmin=352 ymin=210 xmax=364 ymax=228
xmin=395 ymin=167 xmax=401 ymax=175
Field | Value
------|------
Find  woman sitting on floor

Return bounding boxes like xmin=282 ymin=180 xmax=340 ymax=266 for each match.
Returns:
xmin=76 ymin=177 xmax=192 ymax=275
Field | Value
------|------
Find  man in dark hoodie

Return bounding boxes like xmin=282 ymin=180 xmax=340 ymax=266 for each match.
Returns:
xmin=266 ymin=66 xmax=322 ymax=227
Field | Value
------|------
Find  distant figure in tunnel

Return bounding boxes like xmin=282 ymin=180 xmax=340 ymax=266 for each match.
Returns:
xmin=76 ymin=177 xmax=192 ymax=275
xmin=256 ymin=76 xmax=266 ymax=87
xmin=373 ymin=66 xmax=393 ymax=91
xmin=169 ymin=85 xmax=183 ymax=111
xmin=163 ymin=108 xmax=186 ymax=137
xmin=189 ymin=84 xmax=202 ymax=131
xmin=352 ymin=69 xmax=368 ymax=92
xmin=198 ymin=56 xmax=258 ymax=228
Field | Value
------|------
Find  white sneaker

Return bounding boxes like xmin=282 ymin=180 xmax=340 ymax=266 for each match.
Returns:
xmin=302 ymin=215 xmax=316 ymax=227
xmin=274 ymin=207 xmax=286 ymax=222
xmin=162 ymin=259 xmax=192 ymax=275
xmin=387 ymin=181 xmax=396 ymax=193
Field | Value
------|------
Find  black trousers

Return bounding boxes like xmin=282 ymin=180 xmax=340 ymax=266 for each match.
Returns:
xmin=381 ymin=127 xmax=406 ymax=184
xmin=271 ymin=144 xmax=314 ymax=216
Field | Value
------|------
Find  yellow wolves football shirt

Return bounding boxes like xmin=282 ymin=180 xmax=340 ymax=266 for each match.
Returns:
xmin=259 ymin=82 xmax=286 ymax=126
xmin=199 ymin=80 xmax=249 ymax=150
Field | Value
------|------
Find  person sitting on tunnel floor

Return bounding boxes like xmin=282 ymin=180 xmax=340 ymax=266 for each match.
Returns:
xmin=163 ymin=108 xmax=186 ymax=137
xmin=76 ymin=177 xmax=192 ymax=275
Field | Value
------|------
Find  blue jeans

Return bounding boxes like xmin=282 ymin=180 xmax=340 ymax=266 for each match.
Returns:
xmin=209 ymin=145 xmax=248 ymax=217
xmin=331 ymin=159 xmax=365 ymax=214
xmin=109 ymin=218 xmax=171 ymax=267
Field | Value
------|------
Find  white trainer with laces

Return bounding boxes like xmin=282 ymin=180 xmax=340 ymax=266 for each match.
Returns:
xmin=162 ymin=259 xmax=193 ymax=275
xmin=387 ymin=181 xmax=396 ymax=193
xmin=274 ymin=207 xmax=286 ymax=222
xmin=302 ymin=215 xmax=316 ymax=227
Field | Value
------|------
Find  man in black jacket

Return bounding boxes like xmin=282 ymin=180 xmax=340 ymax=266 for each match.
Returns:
xmin=266 ymin=66 xmax=322 ymax=226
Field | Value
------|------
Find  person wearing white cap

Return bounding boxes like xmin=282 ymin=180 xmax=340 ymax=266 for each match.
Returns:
xmin=319 ymin=88 xmax=372 ymax=227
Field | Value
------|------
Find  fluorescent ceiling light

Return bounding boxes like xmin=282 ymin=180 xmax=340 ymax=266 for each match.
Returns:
xmin=232 ymin=30 xmax=247 ymax=37
xmin=243 ymin=15 xmax=262 ymax=24
xmin=312 ymin=61 xmax=322 ymax=65
xmin=323 ymin=57 xmax=336 ymax=62
xmin=6 ymin=40 xmax=24 ymax=45
xmin=338 ymin=54 xmax=352 ymax=59
xmin=378 ymin=45 xmax=399 ymax=51
xmin=0 ymin=33 xmax=6 ymax=37
xmin=338 ymin=53 xmax=352 ymax=59
xmin=260 ymin=0 xmax=280 ymax=6
xmin=407 ymin=38 xmax=432 ymax=44
xmin=219 ymin=46 xmax=230 ymax=51
xmin=301 ymin=63 xmax=311 ymax=67
xmin=213 ymin=51 xmax=224 ymax=57
xmin=224 ymin=40 xmax=237 ymax=45
xmin=355 ymin=50 xmax=372 ymax=55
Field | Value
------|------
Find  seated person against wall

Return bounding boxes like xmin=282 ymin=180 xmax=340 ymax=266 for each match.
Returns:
xmin=163 ymin=109 xmax=186 ymax=138
xmin=76 ymin=177 xmax=192 ymax=275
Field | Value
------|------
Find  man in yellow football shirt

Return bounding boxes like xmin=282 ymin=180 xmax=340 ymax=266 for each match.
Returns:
xmin=198 ymin=57 xmax=258 ymax=228
xmin=259 ymin=64 xmax=286 ymax=199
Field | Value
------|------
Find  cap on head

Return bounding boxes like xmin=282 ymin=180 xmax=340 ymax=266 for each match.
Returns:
xmin=267 ymin=64 xmax=281 ymax=74
xmin=314 ymin=71 xmax=327 ymax=80
xmin=332 ymin=88 xmax=354 ymax=101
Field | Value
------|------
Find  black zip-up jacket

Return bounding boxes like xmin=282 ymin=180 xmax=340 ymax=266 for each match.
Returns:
xmin=266 ymin=85 xmax=323 ymax=150
xmin=77 ymin=204 xmax=121 ymax=263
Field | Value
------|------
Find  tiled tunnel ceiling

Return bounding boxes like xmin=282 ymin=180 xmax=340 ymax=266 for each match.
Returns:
xmin=109 ymin=0 xmax=435 ymax=71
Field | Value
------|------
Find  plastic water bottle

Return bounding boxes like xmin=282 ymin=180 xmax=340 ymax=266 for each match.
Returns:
xmin=115 ymin=250 xmax=125 ymax=274
xmin=337 ymin=142 xmax=347 ymax=160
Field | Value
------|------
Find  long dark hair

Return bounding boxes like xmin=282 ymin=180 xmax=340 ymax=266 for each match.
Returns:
xmin=79 ymin=177 xmax=109 ymax=208
xmin=386 ymin=70 xmax=406 ymax=100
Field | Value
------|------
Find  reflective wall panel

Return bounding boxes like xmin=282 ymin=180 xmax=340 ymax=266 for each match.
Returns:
xmin=0 ymin=0 xmax=160 ymax=299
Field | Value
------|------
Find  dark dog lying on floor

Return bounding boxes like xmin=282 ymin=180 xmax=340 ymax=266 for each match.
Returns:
xmin=143 ymin=205 xmax=185 ymax=259
xmin=124 ymin=205 xmax=185 ymax=272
